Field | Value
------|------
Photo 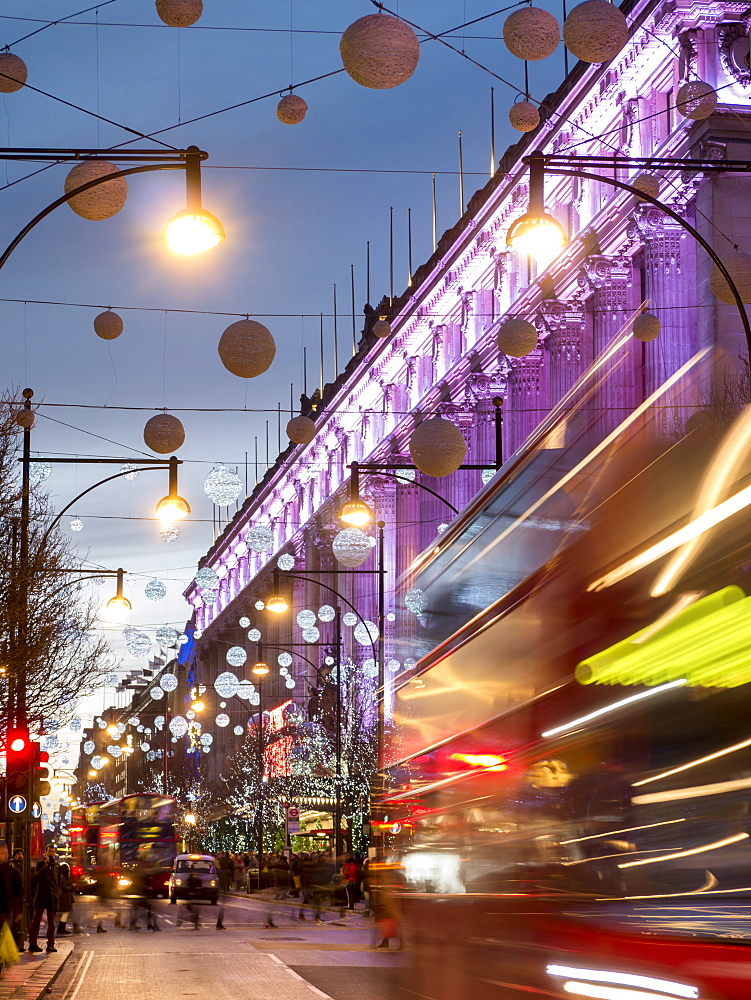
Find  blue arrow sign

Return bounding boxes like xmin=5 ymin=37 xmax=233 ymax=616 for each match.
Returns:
xmin=8 ymin=795 xmax=27 ymax=814
xmin=31 ymin=802 xmax=41 ymax=820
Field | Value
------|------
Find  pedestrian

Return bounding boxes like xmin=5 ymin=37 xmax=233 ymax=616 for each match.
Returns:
xmin=176 ymin=900 xmax=201 ymax=930
xmin=309 ymin=853 xmax=334 ymax=924
xmin=56 ymin=863 xmax=74 ymax=936
xmin=341 ymin=856 xmax=358 ymax=912
xmin=361 ymin=856 xmax=372 ymax=917
xmin=289 ymin=853 xmax=301 ymax=898
xmin=0 ymin=842 xmax=23 ymax=972
xmin=8 ymin=850 xmax=25 ymax=948
xmin=27 ymin=844 xmax=60 ymax=953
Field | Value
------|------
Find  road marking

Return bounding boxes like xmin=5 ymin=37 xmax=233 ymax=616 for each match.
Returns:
xmin=268 ymin=953 xmax=336 ymax=1000
xmin=62 ymin=950 xmax=93 ymax=1000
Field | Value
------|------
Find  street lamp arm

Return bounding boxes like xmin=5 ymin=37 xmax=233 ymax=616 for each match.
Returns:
xmin=541 ymin=165 xmax=751 ymax=358
xmin=279 ymin=571 xmax=379 ymax=666
xmin=354 ymin=467 xmax=460 ymax=514
xmin=42 ymin=571 xmax=121 ymax=605
xmin=255 ymin=642 xmax=328 ymax=684
xmin=0 ymin=162 xmax=184 ymax=274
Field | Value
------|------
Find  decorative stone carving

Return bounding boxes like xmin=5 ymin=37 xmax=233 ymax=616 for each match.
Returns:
xmin=539 ymin=300 xmax=585 ymax=403
xmin=719 ymin=18 xmax=751 ymax=87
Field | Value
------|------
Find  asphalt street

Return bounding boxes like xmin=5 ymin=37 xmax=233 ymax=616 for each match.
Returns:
xmin=47 ymin=894 xmax=407 ymax=1000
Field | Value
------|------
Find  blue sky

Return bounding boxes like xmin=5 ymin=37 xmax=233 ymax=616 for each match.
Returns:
xmin=0 ymin=0 xmax=569 ymax=703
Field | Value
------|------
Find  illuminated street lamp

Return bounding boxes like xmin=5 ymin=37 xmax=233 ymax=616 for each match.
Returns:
xmin=165 ymin=147 xmax=225 ymax=255
xmin=251 ymin=661 xmax=270 ymax=677
xmin=191 ymin=700 xmax=205 ymax=712
xmin=105 ymin=569 xmax=132 ymax=620
xmin=506 ymin=152 xmax=566 ymax=260
xmin=338 ymin=462 xmax=374 ymax=527
xmin=185 ymin=813 xmax=196 ymax=825
xmin=265 ymin=573 xmax=289 ymax=614
xmin=155 ymin=457 xmax=191 ymax=525
xmin=106 ymin=724 xmax=120 ymax=737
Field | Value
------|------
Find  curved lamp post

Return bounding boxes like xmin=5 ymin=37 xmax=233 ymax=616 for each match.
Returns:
xmin=0 ymin=144 xmax=224 ymax=272
xmin=508 ymin=151 xmax=751 ymax=357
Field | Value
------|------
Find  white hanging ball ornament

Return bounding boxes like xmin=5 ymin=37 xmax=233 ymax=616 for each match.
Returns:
xmin=372 ymin=318 xmax=391 ymax=338
xmin=503 ymin=7 xmax=560 ymax=61
xmin=226 ymin=646 xmax=247 ymax=667
xmin=286 ymin=416 xmax=316 ymax=445
xmin=64 ymin=160 xmax=128 ymax=221
xmin=0 ymin=52 xmax=27 ymax=93
xmin=160 ymin=673 xmax=178 ymax=692
xmin=332 ymin=527 xmax=372 ymax=568
xmin=203 ymin=464 xmax=243 ymax=506
xmin=218 ymin=320 xmax=276 ymax=379
xmin=194 ymin=566 xmax=218 ymax=590
xmin=277 ymin=94 xmax=308 ymax=124
xmin=509 ymin=101 xmax=540 ymax=133
xmin=94 ymin=310 xmax=123 ymax=341
xmin=247 ymin=524 xmax=274 ymax=553
xmin=676 ymin=80 xmax=716 ymax=120
xmin=145 ymin=578 xmax=167 ymax=601
xmin=277 ymin=554 xmax=295 ymax=571
xmin=155 ymin=0 xmax=203 ymax=27
xmin=632 ymin=174 xmax=660 ymax=201
xmin=562 ymin=0 xmax=628 ymax=64
xmin=632 ymin=314 xmax=661 ymax=342
xmin=69 ymin=518 xmax=83 ymax=532
xmin=497 ymin=317 xmax=538 ymax=357
xmin=297 ymin=610 xmax=316 ymax=629
xmin=15 ymin=409 xmax=34 ymax=429
xmin=215 ymin=713 xmax=230 ymax=728
xmin=239 ymin=616 xmax=250 ymax=628
xmin=409 ymin=418 xmax=467 ymax=478
xmin=143 ymin=413 xmax=185 ymax=453
xmin=340 ymin=14 xmax=420 ymax=90
xmin=709 ymin=253 xmax=751 ymax=305
xmin=161 ymin=525 xmax=180 ymax=543
xmin=234 ymin=725 xmax=244 ymax=736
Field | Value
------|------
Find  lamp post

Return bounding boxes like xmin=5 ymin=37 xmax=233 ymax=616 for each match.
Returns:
xmin=0 ymin=144 xmax=224 ymax=270
xmin=251 ymin=657 xmax=270 ymax=891
xmin=508 ymin=151 xmax=751 ymax=357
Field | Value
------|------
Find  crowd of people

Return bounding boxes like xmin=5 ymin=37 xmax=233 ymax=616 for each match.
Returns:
xmin=0 ymin=842 xmax=74 ymax=965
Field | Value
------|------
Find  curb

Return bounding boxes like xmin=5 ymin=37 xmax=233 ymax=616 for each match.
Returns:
xmin=0 ymin=940 xmax=74 ymax=1000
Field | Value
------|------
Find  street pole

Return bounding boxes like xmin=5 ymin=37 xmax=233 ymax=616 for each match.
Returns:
xmin=377 ymin=521 xmax=385 ymax=779
xmin=334 ymin=608 xmax=342 ymax=860
xmin=257 ymin=675 xmax=264 ymax=892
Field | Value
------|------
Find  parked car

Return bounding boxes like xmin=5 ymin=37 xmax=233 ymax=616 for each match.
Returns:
xmin=168 ymin=854 xmax=219 ymax=904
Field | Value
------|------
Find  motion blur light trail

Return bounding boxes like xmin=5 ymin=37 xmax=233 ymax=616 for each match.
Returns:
xmin=541 ymin=679 xmax=686 ymax=738
xmin=547 ymin=965 xmax=698 ymax=998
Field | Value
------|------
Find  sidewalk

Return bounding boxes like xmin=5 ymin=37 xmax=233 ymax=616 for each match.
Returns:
xmin=224 ymin=888 xmax=369 ymax=919
xmin=0 ymin=941 xmax=74 ymax=1000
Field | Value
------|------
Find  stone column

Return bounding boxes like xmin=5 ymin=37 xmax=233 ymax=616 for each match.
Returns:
xmin=580 ymin=255 xmax=634 ymax=431
xmin=539 ymin=300 xmax=586 ymax=405
xmin=632 ymin=206 xmax=691 ymax=397
xmin=505 ymin=345 xmax=546 ymax=456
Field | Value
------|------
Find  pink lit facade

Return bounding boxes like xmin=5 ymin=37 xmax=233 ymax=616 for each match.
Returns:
xmin=185 ymin=0 xmax=751 ymax=785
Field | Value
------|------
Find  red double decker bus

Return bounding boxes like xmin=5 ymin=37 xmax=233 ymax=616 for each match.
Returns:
xmin=70 ymin=793 xmax=177 ymax=898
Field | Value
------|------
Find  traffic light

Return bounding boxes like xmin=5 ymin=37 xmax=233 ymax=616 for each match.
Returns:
xmin=31 ymin=743 xmax=51 ymax=800
xmin=5 ymin=729 xmax=32 ymax=793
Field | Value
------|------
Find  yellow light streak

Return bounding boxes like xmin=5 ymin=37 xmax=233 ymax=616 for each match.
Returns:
xmin=560 ymin=819 xmax=685 ymax=845
xmin=549 ymin=965 xmax=698 ymax=999
xmin=632 ymin=734 xmax=751 ymax=787
xmin=633 ymin=775 xmax=751 ymax=805
xmin=541 ymin=679 xmax=685 ymax=738
xmin=617 ymin=832 xmax=748 ymax=869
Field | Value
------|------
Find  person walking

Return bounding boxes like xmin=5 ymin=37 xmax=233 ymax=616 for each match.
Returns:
xmin=27 ymin=845 xmax=60 ymax=953
xmin=341 ymin=856 xmax=358 ymax=912
xmin=56 ymin=863 xmax=74 ymax=936
xmin=0 ymin=842 xmax=23 ymax=971
xmin=7 ymin=849 xmax=25 ymax=949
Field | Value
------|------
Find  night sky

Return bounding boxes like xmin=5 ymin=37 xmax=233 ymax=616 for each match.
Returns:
xmin=0 ymin=0 xmax=569 ymax=718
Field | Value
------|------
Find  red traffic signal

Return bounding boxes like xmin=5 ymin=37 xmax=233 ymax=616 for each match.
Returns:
xmin=6 ymin=729 xmax=32 ymax=791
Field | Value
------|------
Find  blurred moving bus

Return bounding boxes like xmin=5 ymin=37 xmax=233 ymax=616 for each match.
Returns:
xmin=386 ymin=345 xmax=751 ymax=999
xmin=70 ymin=793 xmax=177 ymax=898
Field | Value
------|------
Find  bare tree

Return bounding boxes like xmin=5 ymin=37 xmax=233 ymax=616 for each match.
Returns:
xmin=0 ymin=392 xmax=111 ymax=732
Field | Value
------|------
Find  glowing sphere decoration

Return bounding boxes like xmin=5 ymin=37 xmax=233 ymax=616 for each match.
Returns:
xmin=214 ymin=671 xmax=240 ymax=698
xmin=204 ymin=465 xmax=243 ymax=506
xmin=30 ymin=462 xmax=51 ymax=486
xmin=70 ymin=716 xmax=82 ymax=732
xmin=482 ymin=469 xmax=496 ymax=486
xmin=318 ymin=605 xmax=335 ymax=622
xmin=160 ymin=673 xmax=178 ymax=692
xmin=156 ymin=626 xmax=179 ymax=647
xmin=343 ymin=612 xmax=357 ymax=627
xmin=340 ymin=13 xmax=420 ymax=90
xmin=247 ymin=628 xmax=261 ymax=642
xmin=676 ymin=80 xmax=716 ymax=120
xmin=632 ymin=313 xmax=661 ymax=342
xmin=226 ymin=646 xmax=247 ymax=667
xmin=126 ymin=631 xmax=151 ymax=657
xmin=277 ymin=554 xmax=295 ymax=571
xmin=297 ymin=609 xmax=316 ymax=629
xmin=236 ymin=680 xmax=254 ymax=700
xmin=90 ymin=755 xmax=104 ymax=769
xmin=509 ymin=101 xmax=541 ymax=133
xmin=64 ymin=160 xmax=127 ymax=220
xmin=387 ymin=658 xmax=401 ymax=673
xmin=140 ymin=742 xmax=150 ymax=752
xmin=84 ymin=741 xmax=95 ymax=755
xmin=409 ymin=418 xmax=467 ymax=477
xmin=69 ymin=518 xmax=83 ymax=532
xmin=215 ymin=713 xmax=230 ymax=727
xmin=155 ymin=716 xmax=165 ymax=729
xmin=143 ymin=413 xmax=185 ymax=454
xmin=285 ymin=677 xmax=296 ymax=689
xmin=405 ymin=588 xmax=428 ymax=614
xmin=155 ymin=0 xmax=203 ymax=27
xmin=121 ymin=463 xmax=139 ymax=480
xmin=286 ymin=416 xmax=316 ymax=445
xmin=497 ymin=317 xmax=538 ymax=357
xmin=201 ymin=590 xmax=218 ymax=606
xmin=234 ymin=725 xmax=244 ymax=736
xmin=503 ymin=7 xmax=560 ymax=60
xmin=145 ymin=579 xmax=167 ymax=602
xmin=105 ymin=672 xmax=118 ymax=686
xmin=239 ymin=616 xmax=250 ymax=628
xmin=194 ymin=566 xmax=218 ymax=589
xmin=161 ymin=525 xmax=180 ymax=543
xmin=194 ymin=630 xmax=203 ymax=640
xmin=302 ymin=627 xmax=320 ymax=643
xmin=280 ymin=667 xmax=289 ymax=676
xmin=254 ymin=600 xmax=266 ymax=611
xmin=709 ymin=253 xmax=751 ymax=304
xmin=218 ymin=319 xmax=276 ymax=378
xmin=278 ymin=652 xmax=293 ymax=668
xmin=129 ymin=716 xmax=140 ymax=725
xmin=250 ymin=693 xmax=260 ymax=706
xmin=277 ymin=94 xmax=308 ymax=124
xmin=354 ymin=620 xmax=379 ymax=646
xmin=0 ymin=52 xmax=27 ymax=93
xmin=200 ymin=733 xmax=213 ymax=746
xmin=247 ymin=524 xmax=274 ymax=553
xmin=150 ymin=687 xmax=165 ymax=700
xmin=169 ymin=716 xmax=188 ymax=737
xmin=562 ymin=0 xmax=628 ymax=63
xmin=332 ymin=527 xmax=372 ymax=568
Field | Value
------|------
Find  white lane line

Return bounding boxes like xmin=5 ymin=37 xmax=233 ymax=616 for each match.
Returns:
xmin=268 ymin=953 xmax=336 ymax=1000
xmin=63 ymin=950 xmax=93 ymax=1000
